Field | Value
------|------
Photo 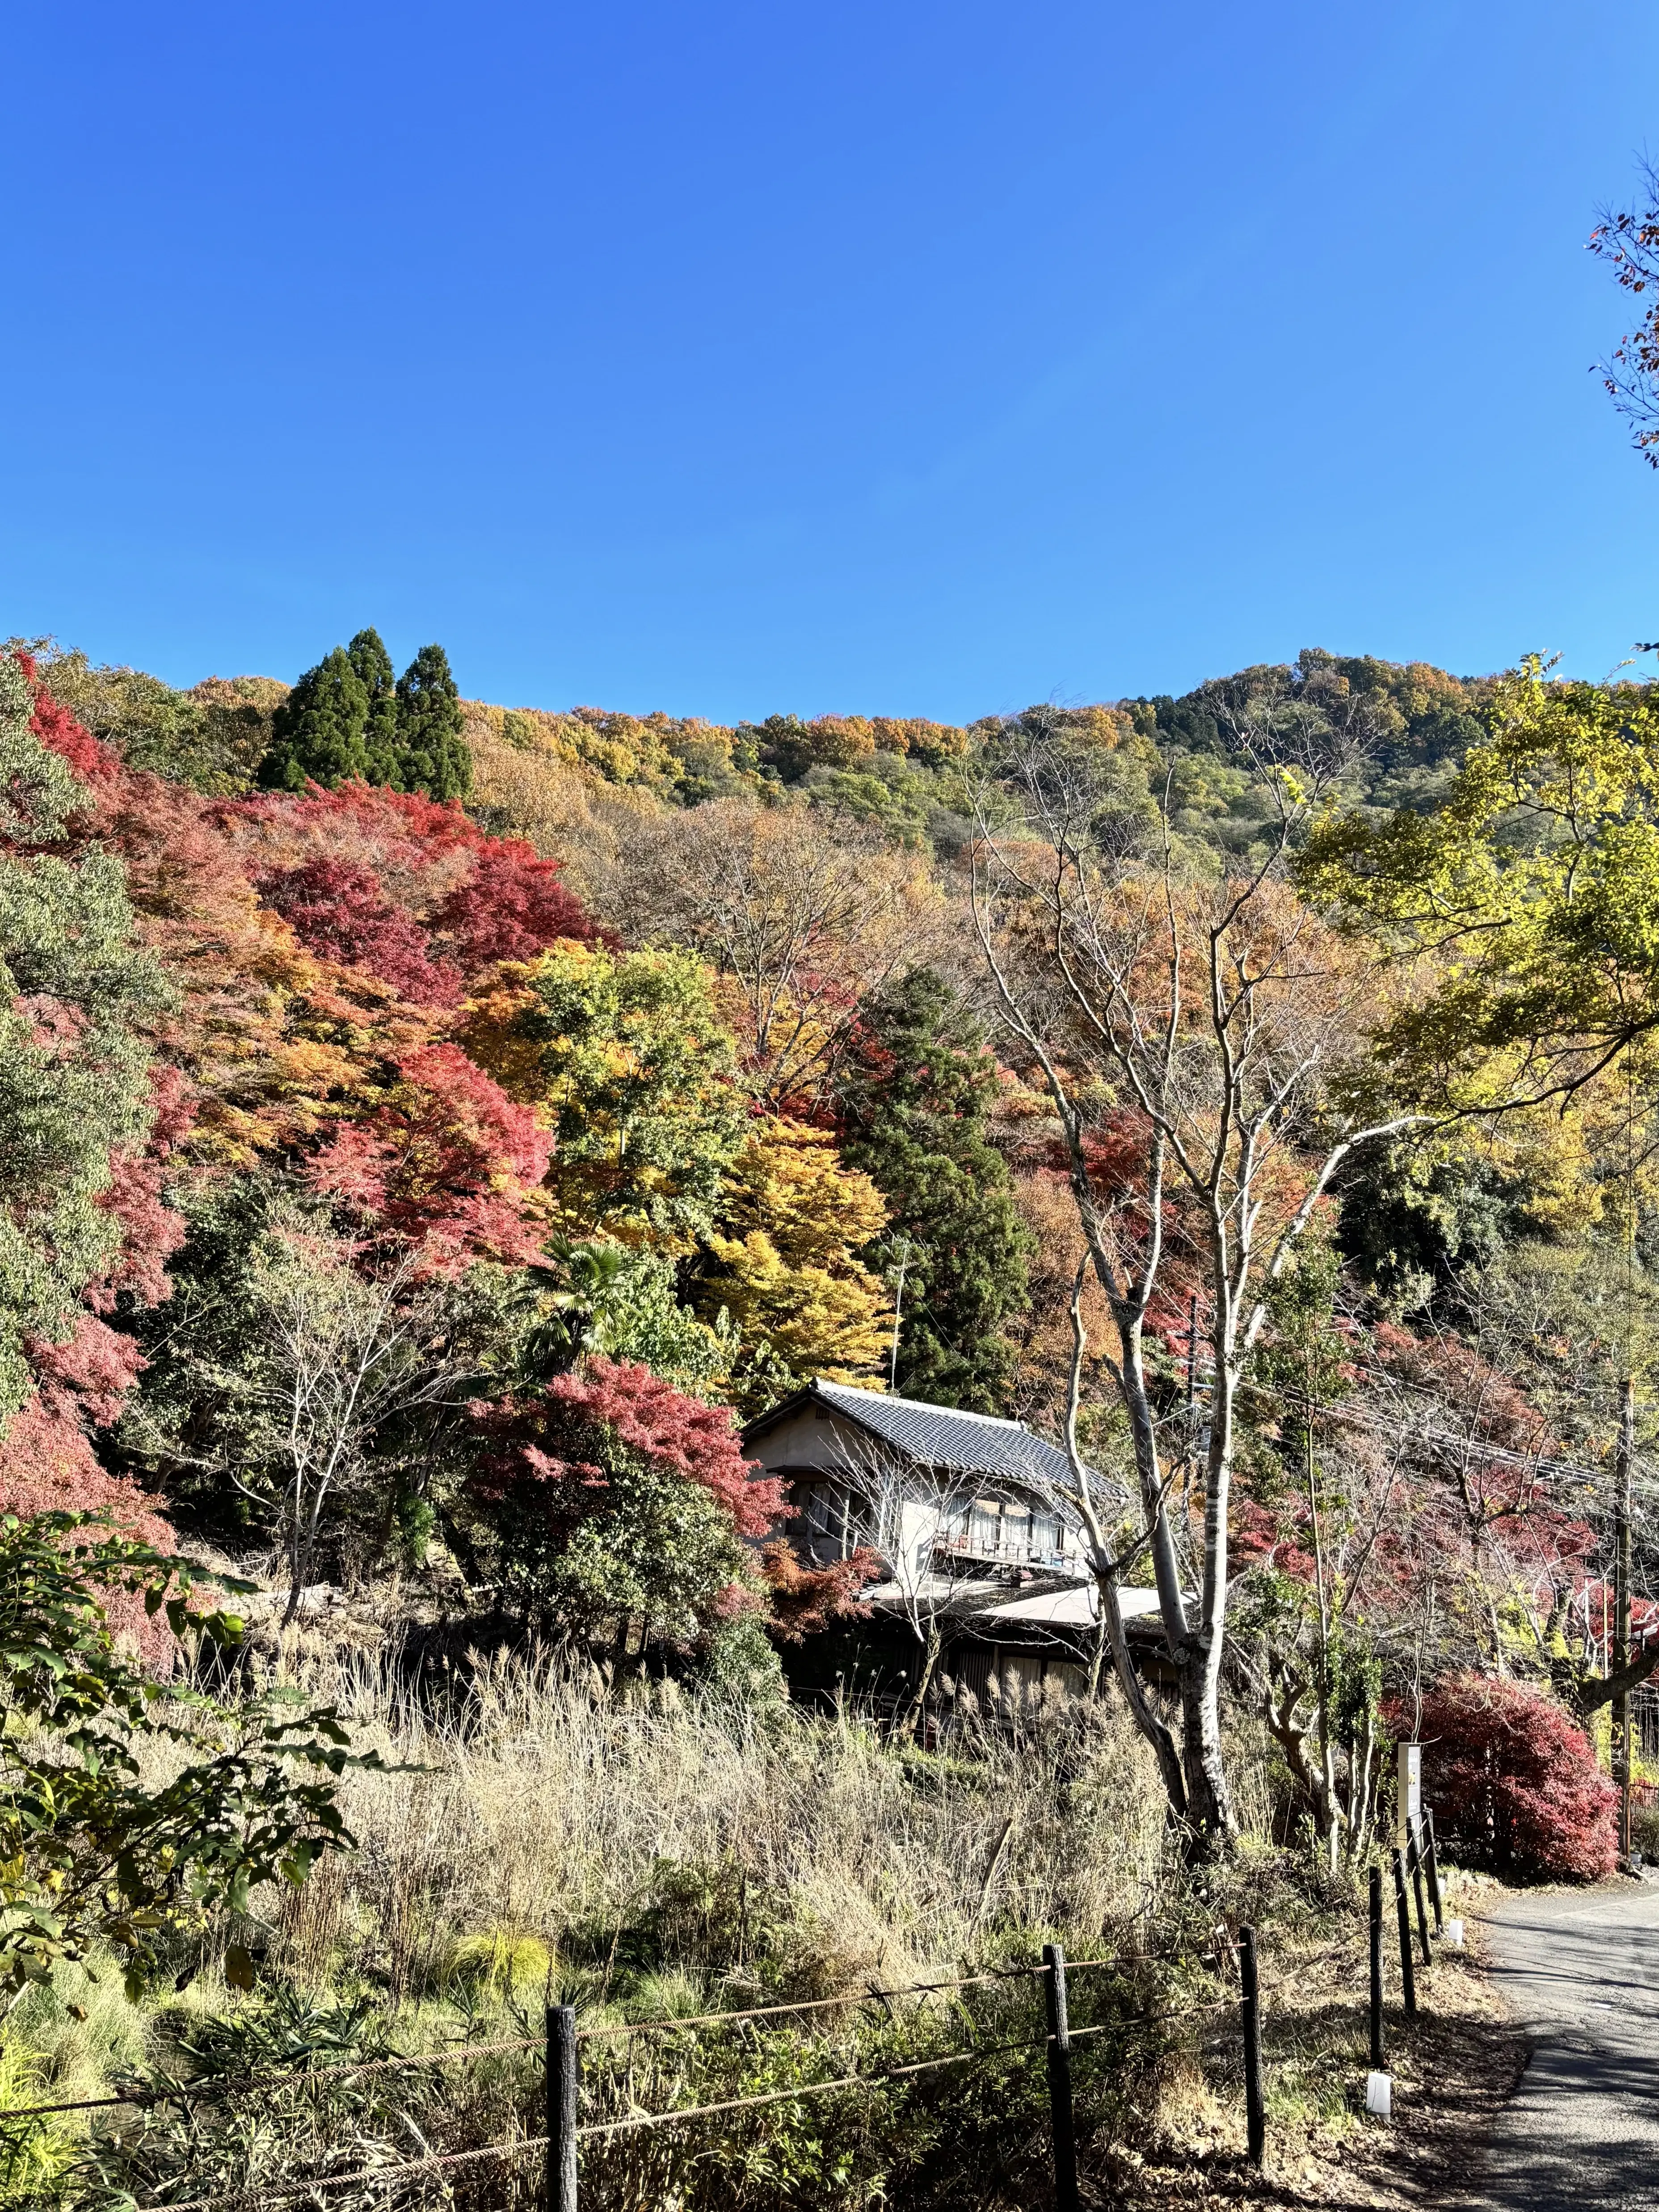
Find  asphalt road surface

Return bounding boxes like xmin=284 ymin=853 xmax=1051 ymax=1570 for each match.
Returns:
xmin=1460 ymin=1881 xmax=1659 ymax=2210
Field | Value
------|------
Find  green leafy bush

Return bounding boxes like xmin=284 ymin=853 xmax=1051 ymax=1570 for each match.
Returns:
xmin=0 ymin=1514 xmax=375 ymax=1999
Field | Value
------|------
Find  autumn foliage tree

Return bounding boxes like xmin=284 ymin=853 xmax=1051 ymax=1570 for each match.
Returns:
xmin=692 ymin=1115 xmax=892 ymax=1412
xmin=971 ymin=709 xmax=1420 ymax=1851
xmin=0 ymin=652 xmax=183 ymax=1553
xmin=475 ymin=1356 xmax=781 ymax=1647
xmin=463 ymin=941 xmax=746 ymax=1247
xmin=1416 ymin=1672 xmax=1618 ymax=1881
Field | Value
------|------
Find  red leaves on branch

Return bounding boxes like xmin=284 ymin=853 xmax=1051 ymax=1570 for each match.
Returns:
xmin=431 ymin=838 xmax=614 ymax=969
xmin=27 ymin=1316 xmax=147 ymax=1430
xmin=232 ymin=780 xmax=607 ymax=1000
xmin=1370 ymin=1323 xmax=1592 ymax=1577
xmin=244 ymin=778 xmax=480 ymax=861
xmin=25 ymin=664 xmax=119 ymax=784
xmin=480 ymin=1356 xmax=782 ymax=1537
xmin=0 ymin=1392 xmax=165 ymax=1536
xmin=91 ymin=1065 xmax=195 ymax=1312
xmin=258 ymin=857 xmax=463 ymax=1007
xmin=759 ymin=1539 xmax=878 ymax=1640
xmin=0 ymin=1395 xmax=176 ymax=1657
xmin=304 ymin=1041 xmax=552 ymax=1270
xmin=1411 ymin=1672 xmax=1619 ymax=1882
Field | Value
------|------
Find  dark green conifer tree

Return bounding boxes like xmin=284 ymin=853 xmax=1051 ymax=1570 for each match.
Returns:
xmin=838 ymin=967 xmax=1031 ymax=1413
xmin=347 ymin=627 xmax=400 ymax=785
xmin=393 ymin=644 xmax=471 ymax=800
xmin=258 ymin=648 xmax=370 ymax=791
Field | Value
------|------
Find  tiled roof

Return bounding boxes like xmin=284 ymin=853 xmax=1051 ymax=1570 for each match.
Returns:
xmin=747 ymin=1379 xmax=1081 ymax=1492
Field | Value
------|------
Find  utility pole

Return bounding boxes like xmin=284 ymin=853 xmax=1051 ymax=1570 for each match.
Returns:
xmin=1615 ymin=1371 xmax=1635 ymax=1864
xmin=888 ymin=1236 xmax=914 ymax=1392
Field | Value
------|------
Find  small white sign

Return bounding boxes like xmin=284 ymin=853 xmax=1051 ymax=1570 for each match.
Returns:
xmin=1445 ymin=1918 xmax=1464 ymax=1948
xmin=1366 ymin=2071 xmax=1393 ymax=2119
xmin=1397 ymin=1742 xmax=1422 ymax=1845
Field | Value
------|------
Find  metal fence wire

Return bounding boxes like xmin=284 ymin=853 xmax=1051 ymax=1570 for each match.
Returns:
xmin=3 ymin=1935 xmax=1301 ymax=2210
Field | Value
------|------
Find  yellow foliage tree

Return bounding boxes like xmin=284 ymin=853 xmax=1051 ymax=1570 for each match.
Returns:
xmin=694 ymin=1117 xmax=893 ymax=1411
xmin=461 ymin=941 xmax=745 ymax=1250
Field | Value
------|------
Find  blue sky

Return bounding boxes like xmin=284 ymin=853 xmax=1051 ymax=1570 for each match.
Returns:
xmin=4 ymin=0 xmax=1658 ymax=720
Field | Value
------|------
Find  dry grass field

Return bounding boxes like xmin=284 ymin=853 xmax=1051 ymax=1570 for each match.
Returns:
xmin=0 ymin=1656 xmax=1528 ymax=2209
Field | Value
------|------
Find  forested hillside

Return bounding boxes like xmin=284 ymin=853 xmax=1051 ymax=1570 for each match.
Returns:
xmin=7 ymin=629 xmax=1654 ymax=1667
xmin=6 ymin=623 xmax=1659 ymax=2204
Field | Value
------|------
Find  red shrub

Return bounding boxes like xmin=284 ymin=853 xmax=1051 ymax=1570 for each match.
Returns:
xmin=1414 ymin=1672 xmax=1619 ymax=1882
xmin=258 ymin=856 xmax=463 ymax=1006
xmin=303 ymin=1041 xmax=553 ymax=1270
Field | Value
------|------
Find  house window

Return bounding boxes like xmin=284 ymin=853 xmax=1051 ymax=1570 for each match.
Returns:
xmin=790 ymin=1480 xmax=869 ymax=1560
xmin=945 ymin=1497 xmax=1063 ymax=1563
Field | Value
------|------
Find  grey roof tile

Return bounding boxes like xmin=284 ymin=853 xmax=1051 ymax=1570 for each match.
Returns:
xmin=758 ymin=1379 xmax=1081 ymax=1491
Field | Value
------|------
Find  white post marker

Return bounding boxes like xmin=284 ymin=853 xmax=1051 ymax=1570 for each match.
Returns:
xmin=1445 ymin=1918 xmax=1464 ymax=1948
xmin=1366 ymin=2072 xmax=1393 ymax=2119
xmin=1396 ymin=1742 xmax=1421 ymax=1847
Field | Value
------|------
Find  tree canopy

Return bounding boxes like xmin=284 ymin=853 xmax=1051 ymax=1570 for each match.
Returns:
xmin=259 ymin=635 xmax=472 ymax=799
xmin=838 ymin=967 xmax=1030 ymax=1413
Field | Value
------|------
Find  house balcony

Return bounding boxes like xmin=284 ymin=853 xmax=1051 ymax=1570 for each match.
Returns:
xmin=932 ymin=1531 xmax=1069 ymax=1575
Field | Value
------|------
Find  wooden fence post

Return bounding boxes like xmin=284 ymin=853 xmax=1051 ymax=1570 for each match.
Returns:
xmin=1238 ymin=1924 xmax=1265 ymax=2166
xmin=1042 ymin=1943 xmax=1079 ymax=2212
xmin=1390 ymin=1850 xmax=1417 ymax=2018
xmin=1368 ymin=1864 xmax=1384 ymax=2069
xmin=1406 ymin=1824 xmax=1432 ymax=1967
xmin=1422 ymin=1809 xmax=1445 ymax=1935
xmin=547 ymin=2003 xmax=578 ymax=2212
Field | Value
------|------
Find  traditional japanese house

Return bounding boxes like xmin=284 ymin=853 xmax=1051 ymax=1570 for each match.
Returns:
xmin=743 ymin=1379 xmax=1166 ymax=1711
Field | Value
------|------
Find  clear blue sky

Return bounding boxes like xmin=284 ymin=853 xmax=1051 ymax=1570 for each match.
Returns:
xmin=5 ymin=0 xmax=1658 ymax=722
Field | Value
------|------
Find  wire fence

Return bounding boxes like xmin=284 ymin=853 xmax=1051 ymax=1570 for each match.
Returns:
xmin=0 ymin=1922 xmax=1383 ymax=2212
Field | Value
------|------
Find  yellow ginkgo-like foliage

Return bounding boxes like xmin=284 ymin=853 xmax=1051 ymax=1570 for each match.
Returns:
xmin=461 ymin=941 xmax=745 ymax=1251
xmin=695 ymin=1116 xmax=893 ymax=1409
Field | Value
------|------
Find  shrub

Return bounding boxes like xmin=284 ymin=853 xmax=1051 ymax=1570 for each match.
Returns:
xmin=1415 ymin=1671 xmax=1619 ymax=1881
xmin=474 ymin=1356 xmax=782 ymax=1647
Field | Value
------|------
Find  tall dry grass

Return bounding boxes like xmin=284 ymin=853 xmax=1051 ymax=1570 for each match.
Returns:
xmin=5 ymin=1657 xmax=1307 ymax=2208
xmin=271 ymin=1653 xmax=1171 ymax=2005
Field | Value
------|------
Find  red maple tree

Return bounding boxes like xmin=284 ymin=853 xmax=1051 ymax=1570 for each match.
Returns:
xmin=1414 ymin=1672 xmax=1619 ymax=1882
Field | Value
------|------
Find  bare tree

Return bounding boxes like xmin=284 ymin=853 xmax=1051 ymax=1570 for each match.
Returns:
xmin=1230 ymin=1404 xmax=1406 ymax=1873
xmin=1053 ymin=1259 xmax=1186 ymax=1800
xmin=968 ymin=712 xmax=1421 ymax=1852
xmin=1590 ymin=158 xmax=1659 ymax=468
xmin=626 ymin=801 xmax=944 ymax=1108
xmin=243 ymin=1230 xmax=480 ymax=1625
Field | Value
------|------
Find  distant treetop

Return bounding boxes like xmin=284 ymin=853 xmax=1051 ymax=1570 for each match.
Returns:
xmin=259 ymin=633 xmax=471 ymax=800
xmin=18 ymin=633 xmax=1633 ymax=876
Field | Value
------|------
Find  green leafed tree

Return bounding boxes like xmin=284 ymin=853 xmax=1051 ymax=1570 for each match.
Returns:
xmin=838 ymin=967 xmax=1031 ymax=1411
xmin=348 ymin=626 xmax=400 ymax=785
xmin=0 ymin=1510 xmax=371 ymax=1998
xmin=463 ymin=941 xmax=745 ymax=1248
xmin=1295 ymin=657 xmax=1659 ymax=1109
xmin=0 ymin=655 xmax=171 ymax=1421
xmin=259 ymin=646 xmax=371 ymax=792
xmin=394 ymin=643 xmax=470 ymax=800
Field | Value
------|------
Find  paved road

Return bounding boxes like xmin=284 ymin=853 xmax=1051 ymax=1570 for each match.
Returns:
xmin=1461 ymin=1882 xmax=1659 ymax=2209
